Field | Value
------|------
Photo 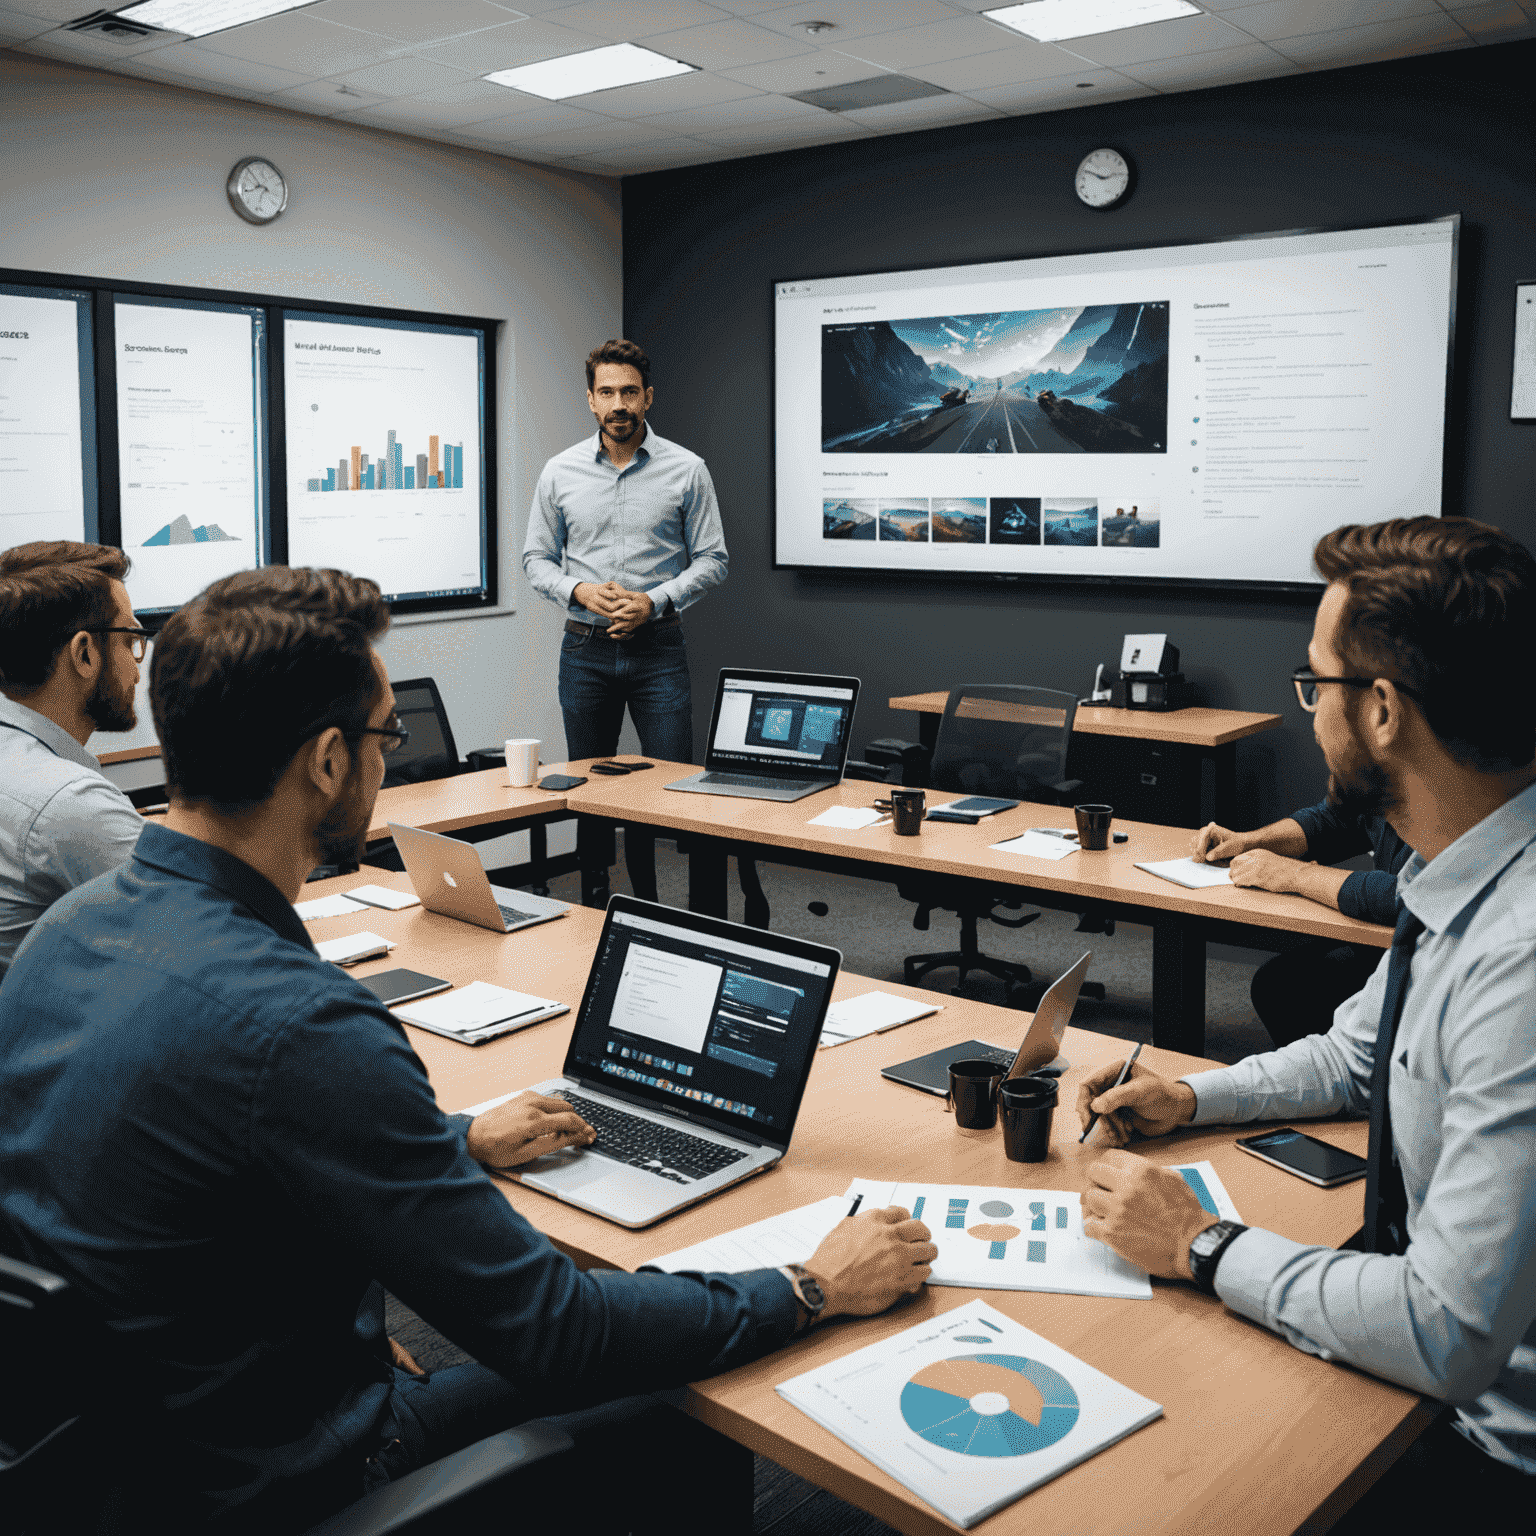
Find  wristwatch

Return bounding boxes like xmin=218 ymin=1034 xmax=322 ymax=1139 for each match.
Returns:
xmin=1188 ymin=1219 xmax=1248 ymax=1295
xmin=781 ymin=1263 xmax=827 ymax=1329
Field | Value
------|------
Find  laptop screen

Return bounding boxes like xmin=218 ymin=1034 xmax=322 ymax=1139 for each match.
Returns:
xmin=707 ymin=670 xmax=858 ymax=776
xmin=564 ymin=899 xmax=839 ymax=1148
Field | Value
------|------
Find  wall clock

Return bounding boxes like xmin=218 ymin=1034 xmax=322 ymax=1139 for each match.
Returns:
xmin=227 ymin=157 xmax=288 ymax=225
xmin=1075 ymin=147 xmax=1133 ymax=210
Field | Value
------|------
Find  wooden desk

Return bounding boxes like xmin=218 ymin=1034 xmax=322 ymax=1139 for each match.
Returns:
xmin=303 ymin=872 xmax=1431 ymax=1536
xmin=367 ymin=766 xmax=567 ymax=844
xmin=561 ymin=761 xmax=1392 ymax=1055
xmin=888 ymin=694 xmax=1284 ymax=829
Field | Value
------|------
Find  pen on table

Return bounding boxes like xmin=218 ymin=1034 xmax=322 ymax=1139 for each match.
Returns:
xmin=847 ymin=1193 xmax=863 ymax=1218
xmin=1080 ymin=1042 xmax=1144 ymax=1144
xmin=1027 ymin=827 xmax=1078 ymax=841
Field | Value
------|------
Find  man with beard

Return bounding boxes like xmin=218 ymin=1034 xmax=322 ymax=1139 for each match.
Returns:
xmin=0 ymin=565 xmax=935 ymax=1533
xmin=1075 ymin=518 xmax=1536 ymax=1515
xmin=523 ymin=339 xmax=727 ymax=899
xmin=1189 ymin=795 xmax=1411 ymax=1047
xmin=0 ymin=540 xmax=147 ymax=977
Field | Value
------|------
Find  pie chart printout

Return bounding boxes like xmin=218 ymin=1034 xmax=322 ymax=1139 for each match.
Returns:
xmin=900 ymin=1354 xmax=1080 ymax=1458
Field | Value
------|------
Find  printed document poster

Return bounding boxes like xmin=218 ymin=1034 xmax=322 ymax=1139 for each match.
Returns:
xmin=0 ymin=285 xmax=94 ymax=547
xmin=283 ymin=314 xmax=485 ymax=603
xmin=115 ymin=299 xmax=265 ymax=612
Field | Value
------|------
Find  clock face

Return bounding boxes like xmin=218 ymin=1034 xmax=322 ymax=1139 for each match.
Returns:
xmin=228 ymin=158 xmax=288 ymax=224
xmin=1075 ymin=148 xmax=1131 ymax=209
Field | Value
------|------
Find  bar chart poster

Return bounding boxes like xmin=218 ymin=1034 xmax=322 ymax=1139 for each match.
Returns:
xmin=0 ymin=284 xmax=96 ymax=549
xmin=115 ymin=297 xmax=266 ymax=613
xmin=283 ymin=313 xmax=486 ymax=604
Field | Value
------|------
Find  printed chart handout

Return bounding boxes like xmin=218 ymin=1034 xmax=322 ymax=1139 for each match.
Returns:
xmin=777 ymin=1297 xmax=1163 ymax=1528
xmin=114 ymin=298 xmax=265 ymax=612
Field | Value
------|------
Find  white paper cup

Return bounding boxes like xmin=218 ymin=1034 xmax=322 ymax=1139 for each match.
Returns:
xmin=504 ymin=738 xmax=540 ymax=787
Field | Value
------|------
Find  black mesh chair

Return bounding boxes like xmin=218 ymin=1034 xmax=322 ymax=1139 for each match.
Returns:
xmin=0 ymin=1247 xmax=575 ymax=1536
xmin=384 ymin=677 xmax=462 ymax=788
xmin=898 ymin=685 xmax=1097 ymax=999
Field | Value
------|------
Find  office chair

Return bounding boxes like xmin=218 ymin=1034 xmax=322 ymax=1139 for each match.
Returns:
xmin=896 ymin=685 xmax=1102 ymax=1002
xmin=384 ymin=677 xmax=462 ymax=787
xmin=0 ymin=1248 xmax=574 ymax=1536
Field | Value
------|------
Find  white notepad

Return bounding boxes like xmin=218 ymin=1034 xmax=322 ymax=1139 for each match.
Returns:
xmin=295 ymin=894 xmax=368 ymax=921
xmin=394 ymin=980 xmax=567 ymax=1045
xmin=808 ymin=806 xmax=887 ymax=830
xmin=990 ymin=830 xmax=1081 ymax=861
xmin=346 ymin=884 xmax=421 ymax=911
xmin=776 ymin=1298 xmax=1163 ymax=1529
xmin=1135 ymin=856 xmax=1233 ymax=889
xmin=316 ymin=931 xmax=394 ymax=965
xmin=645 ymin=1194 xmax=851 ymax=1276
xmin=819 ymin=991 xmax=941 ymax=1048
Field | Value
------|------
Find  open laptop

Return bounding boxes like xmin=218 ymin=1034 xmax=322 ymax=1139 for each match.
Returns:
xmin=666 ymin=668 xmax=860 ymax=802
xmin=507 ymin=895 xmax=840 ymax=1228
xmin=879 ymin=951 xmax=1093 ymax=1095
xmin=388 ymin=821 xmax=569 ymax=934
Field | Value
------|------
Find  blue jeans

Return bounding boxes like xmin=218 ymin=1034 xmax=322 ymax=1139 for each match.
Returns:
xmin=557 ymin=622 xmax=694 ymax=763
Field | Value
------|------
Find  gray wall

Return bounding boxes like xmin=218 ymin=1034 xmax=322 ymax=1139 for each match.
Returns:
xmin=1 ymin=49 xmax=623 ymax=776
xmin=622 ymin=43 xmax=1536 ymax=825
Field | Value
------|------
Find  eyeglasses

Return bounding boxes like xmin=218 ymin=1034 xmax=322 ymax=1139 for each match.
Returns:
xmin=1291 ymin=665 xmax=1422 ymax=713
xmin=76 ymin=627 xmax=152 ymax=662
xmin=347 ymin=718 xmax=410 ymax=756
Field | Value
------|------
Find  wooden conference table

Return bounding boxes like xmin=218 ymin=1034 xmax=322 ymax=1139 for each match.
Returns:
xmin=559 ymin=761 xmax=1393 ymax=1058
xmin=303 ymin=870 xmax=1430 ymax=1536
xmin=887 ymin=695 xmax=1284 ymax=830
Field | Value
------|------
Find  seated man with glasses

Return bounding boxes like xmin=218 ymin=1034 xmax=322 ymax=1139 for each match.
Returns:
xmin=1186 ymin=661 xmax=1415 ymax=1046
xmin=0 ymin=540 xmax=149 ymax=978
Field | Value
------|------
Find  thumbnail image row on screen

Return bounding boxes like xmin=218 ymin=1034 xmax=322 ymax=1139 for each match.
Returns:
xmin=821 ymin=497 xmax=1161 ymax=549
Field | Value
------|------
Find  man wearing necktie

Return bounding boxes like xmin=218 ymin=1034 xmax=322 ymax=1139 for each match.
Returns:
xmin=1073 ymin=517 xmax=1536 ymax=1509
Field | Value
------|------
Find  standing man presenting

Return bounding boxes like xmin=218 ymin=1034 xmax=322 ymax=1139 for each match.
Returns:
xmin=524 ymin=339 xmax=727 ymax=899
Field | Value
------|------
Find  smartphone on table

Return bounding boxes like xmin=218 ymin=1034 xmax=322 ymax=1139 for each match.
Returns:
xmin=1235 ymin=1128 xmax=1368 ymax=1187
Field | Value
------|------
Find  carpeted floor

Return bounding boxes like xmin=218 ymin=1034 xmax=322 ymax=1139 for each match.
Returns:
xmin=385 ymin=834 xmax=1279 ymax=1533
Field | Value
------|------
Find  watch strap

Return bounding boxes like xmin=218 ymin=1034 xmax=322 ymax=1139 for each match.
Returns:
xmin=1188 ymin=1219 xmax=1248 ymax=1295
xmin=781 ymin=1263 xmax=826 ymax=1327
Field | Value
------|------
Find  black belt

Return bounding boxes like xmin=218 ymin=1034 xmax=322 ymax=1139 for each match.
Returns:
xmin=564 ymin=613 xmax=681 ymax=637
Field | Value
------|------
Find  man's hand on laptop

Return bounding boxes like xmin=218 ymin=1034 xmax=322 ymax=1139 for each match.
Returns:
xmin=799 ymin=1207 xmax=937 ymax=1323
xmin=467 ymin=1092 xmax=596 ymax=1169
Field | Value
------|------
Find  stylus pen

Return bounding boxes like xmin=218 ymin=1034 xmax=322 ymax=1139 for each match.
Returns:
xmin=1080 ymin=1042 xmax=1143 ymax=1144
xmin=847 ymin=1194 xmax=863 ymax=1218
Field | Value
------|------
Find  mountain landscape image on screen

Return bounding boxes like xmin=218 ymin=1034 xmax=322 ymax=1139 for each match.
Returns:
xmin=822 ymin=302 xmax=1168 ymax=456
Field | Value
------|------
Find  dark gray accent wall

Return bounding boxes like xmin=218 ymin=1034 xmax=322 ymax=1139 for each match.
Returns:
xmin=623 ymin=44 xmax=1536 ymax=824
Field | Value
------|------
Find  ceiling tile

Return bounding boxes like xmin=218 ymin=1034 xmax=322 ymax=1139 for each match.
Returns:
xmin=266 ymin=79 xmax=393 ymax=115
xmin=118 ymin=41 xmax=315 ymax=92
xmin=307 ymin=0 xmax=530 ymax=46
xmin=556 ymin=69 xmax=765 ymax=118
xmin=638 ymin=15 xmax=816 ymax=68
xmin=694 ymin=110 xmax=872 ymax=145
xmin=840 ymin=93 xmax=1005 ymax=131
xmin=1217 ymin=0 xmax=1444 ymax=45
xmin=834 ymin=14 xmax=1028 ymax=69
xmin=1117 ymin=39 xmax=1298 ymax=86
xmin=1061 ymin=12 xmax=1254 ymax=66
xmin=900 ymin=38 xmax=1085 ymax=90
xmin=748 ymin=0 xmax=957 ymax=43
xmin=194 ymin=13 xmax=406 ymax=73
xmin=419 ymin=18 xmax=595 ymax=71
xmin=452 ymin=101 xmax=611 ymax=138
xmin=539 ymin=1 xmax=734 ymax=41
xmin=1273 ymin=13 xmax=1472 ymax=63
xmin=718 ymin=49 xmax=890 ymax=91
xmin=0 ymin=8 xmax=53 ymax=43
xmin=703 ymin=1 xmax=803 ymax=13
xmin=324 ymin=57 xmax=472 ymax=97
xmin=2 ymin=0 xmax=100 ymax=18
xmin=499 ymin=122 xmax=680 ymax=154
xmin=1445 ymin=1 xmax=1536 ymax=39
xmin=967 ymin=68 xmax=1157 ymax=113
xmin=329 ymin=78 xmax=531 ymax=124
xmin=15 ymin=28 xmax=179 ymax=62
xmin=624 ymin=92 xmax=826 ymax=132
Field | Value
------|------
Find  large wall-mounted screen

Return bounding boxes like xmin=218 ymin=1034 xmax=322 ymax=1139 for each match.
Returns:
xmin=774 ymin=216 xmax=1457 ymax=590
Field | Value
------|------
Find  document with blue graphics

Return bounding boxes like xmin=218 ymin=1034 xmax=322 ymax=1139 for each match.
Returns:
xmin=776 ymin=1298 xmax=1163 ymax=1529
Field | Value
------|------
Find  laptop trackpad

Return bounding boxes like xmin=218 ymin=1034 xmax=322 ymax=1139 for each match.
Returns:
xmin=521 ymin=1152 xmax=666 ymax=1200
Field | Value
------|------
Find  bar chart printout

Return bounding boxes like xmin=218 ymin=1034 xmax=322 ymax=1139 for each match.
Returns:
xmin=284 ymin=313 xmax=486 ymax=604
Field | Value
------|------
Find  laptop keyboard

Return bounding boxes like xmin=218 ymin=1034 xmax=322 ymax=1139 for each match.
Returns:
xmin=551 ymin=1090 xmax=748 ymax=1184
xmin=495 ymin=900 xmax=541 ymax=925
xmin=700 ymin=772 xmax=806 ymax=790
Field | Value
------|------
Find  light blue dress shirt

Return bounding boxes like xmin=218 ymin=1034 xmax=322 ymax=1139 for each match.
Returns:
xmin=1182 ymin=779 xmax=1536 ymax=1472
xmin=522 ymin=427 xmax=728 ymax=624
xmin=0 ymin=693 xmax=144 ymax=979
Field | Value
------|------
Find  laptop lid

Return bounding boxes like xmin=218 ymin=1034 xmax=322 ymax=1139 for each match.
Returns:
xmin=561 ymin=896 xmax=841 ymax=1154
xmin=701 ymin=669 xmax=860 ymax=782
xmin=390 ymin=821 xmax=564 ymax=932
xmin=1006 ymin=950 xmax=1092 ymax=1077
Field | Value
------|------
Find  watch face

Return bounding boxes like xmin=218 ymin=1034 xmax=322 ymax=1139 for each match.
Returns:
xmin=229 ymin=158 xmax=287 ymax=224
xmin=1075 ymin=148 xmax=1130 ymax=209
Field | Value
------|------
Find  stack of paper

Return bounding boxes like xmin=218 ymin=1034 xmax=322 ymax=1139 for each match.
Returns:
xmin=777 ymin=1298 xmax=1163 ymax=1529
xmin=347 ymin=884 xmax=421 ymax=911
xmin=295 ymin=893 xmax=368 ymax=920
xmin=316 ymin=931 xmax=394 ymax=965
xmin=807 ymin=806 xmax=887 ymax=830
xmin=990 ymin=830 xmax=1081 ymax=861
xmin=394 ymin=980 xmax=567 ymax=1045
xmin=820 ymin=991 xmax=941 ymax=1048
xmin=645 ymin=1194 xmax=851 ymax=1275
xmin=1135 ymin=857 xmax=1232 ymax=889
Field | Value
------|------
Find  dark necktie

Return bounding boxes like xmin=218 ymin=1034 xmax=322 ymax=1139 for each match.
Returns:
xmin=1362 ymin=903 xmax=1426 ymax=1255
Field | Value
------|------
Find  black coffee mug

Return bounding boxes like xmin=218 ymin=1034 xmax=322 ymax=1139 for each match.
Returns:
xmin=1074 ymin=803 xmax=1114 ymax=850
xmin=999 ymin=1074 xmax=1058 ymax=1162
xmin=948 ymin=1058 xmax=1005 ymax=1132
xmin=890 ymin=787 xmax=926 ymax=836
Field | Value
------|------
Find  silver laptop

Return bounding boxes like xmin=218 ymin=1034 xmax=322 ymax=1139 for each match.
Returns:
xmin=879 ymin=951 xmax=1092 ymax=1095
xmin=510 ymin=895 xmax=840 ymax=1228
xmin=667 ymin=668 xmax=860 ymax=802
xmin=389 ymin=821 xmax=569 ymax=934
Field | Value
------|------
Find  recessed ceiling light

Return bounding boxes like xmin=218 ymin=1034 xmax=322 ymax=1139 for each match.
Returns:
xmin=484 ymin=43 xmax=697 ymax=102
xmin=984 ymin=0 xmax=1200 ymax=43
xmin=114 ymin=0 xmax=317 ymax=37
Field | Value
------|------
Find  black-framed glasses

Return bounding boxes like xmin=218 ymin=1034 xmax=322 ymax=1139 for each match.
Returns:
xmin=346 ymin=719 xmax=410 ymax=756
xmin=1291 ymin=665 xmax=1421 ymax=713
xmin=74 ymin=627 xmax=152 ymax=662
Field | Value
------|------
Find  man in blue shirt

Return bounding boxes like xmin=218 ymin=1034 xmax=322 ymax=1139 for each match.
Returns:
xmin=0 ymin=566 xmax=933 ymax=1532
xmin=1078 ymin=518 xmax=1536 ymax=1516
